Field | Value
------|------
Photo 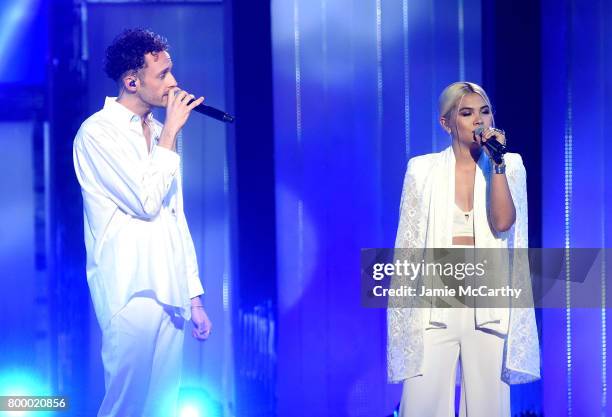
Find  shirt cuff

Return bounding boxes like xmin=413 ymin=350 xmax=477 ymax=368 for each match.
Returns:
xmin=188 ymin=276 xmax=205 ymax=299
xmin=152 ymin=145 xmax=181 ymax=172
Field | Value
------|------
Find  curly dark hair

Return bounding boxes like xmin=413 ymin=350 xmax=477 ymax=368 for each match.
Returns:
xmin=104 ymin=28 xmax=169 ymax=82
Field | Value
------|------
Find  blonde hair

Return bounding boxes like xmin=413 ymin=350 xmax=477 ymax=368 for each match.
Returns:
xmin=438 ymin=81 xmax=494 ymax=124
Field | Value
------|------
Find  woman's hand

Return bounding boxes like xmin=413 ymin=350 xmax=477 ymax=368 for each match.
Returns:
xmin=478 ymin=127 xmax=506 ymax=161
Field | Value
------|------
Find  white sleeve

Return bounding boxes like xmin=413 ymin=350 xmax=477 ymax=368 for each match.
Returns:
xmin=178 ymin=210 xmax=205 ymax=298
xmin=394 ymin=158 xmax=421 ymax=248
xmin=505 ymin=153 xmax=528 ymax=248
xmin=73 ymin=124 xmax=180 ymax=220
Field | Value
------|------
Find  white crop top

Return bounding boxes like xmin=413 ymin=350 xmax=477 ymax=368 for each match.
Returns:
xmin=453 ymin=204 xmax=474 ymax=238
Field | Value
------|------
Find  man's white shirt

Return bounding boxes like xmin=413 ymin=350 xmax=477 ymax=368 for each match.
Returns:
xmin=73 ymin=97 xmax=204 ymax=329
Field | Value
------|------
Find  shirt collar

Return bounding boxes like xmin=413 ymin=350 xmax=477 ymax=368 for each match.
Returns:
xmin=103 ymin=97 xmax=154 ymax=126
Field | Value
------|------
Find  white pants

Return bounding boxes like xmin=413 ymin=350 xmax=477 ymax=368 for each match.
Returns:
xmin=399 ymin=308 xmax=510 ymax=417
xmin=98 ymin=295 xmax=185 ymax=417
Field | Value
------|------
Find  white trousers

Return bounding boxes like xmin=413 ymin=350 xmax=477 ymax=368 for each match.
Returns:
xmin=399 ymin=308 xmax=510 ymax=417
xmin=98 ymin=295 xmax=185 ymax=417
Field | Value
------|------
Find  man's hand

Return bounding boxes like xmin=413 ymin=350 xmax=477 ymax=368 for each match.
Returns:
xmin=190 ymin=298 xmax=212 ymax=341
xmin=159 ymin=87 xmax=205 ymax=150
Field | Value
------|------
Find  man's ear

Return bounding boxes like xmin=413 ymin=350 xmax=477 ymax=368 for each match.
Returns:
xmin=122 ymin=75 xmax=138 ymax=91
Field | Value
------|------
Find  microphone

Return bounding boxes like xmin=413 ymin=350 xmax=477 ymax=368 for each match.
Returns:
xmin=188 ymin=100 xmax=235 ymax=123
xmin=474 ymin=126 xmax=506 ymax=164
xmin=174 ymin=89 xmax=235 ymax=123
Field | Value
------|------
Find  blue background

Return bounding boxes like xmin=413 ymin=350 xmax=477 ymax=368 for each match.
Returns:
xmin=0 ymin=0 xmax=611 ymax=416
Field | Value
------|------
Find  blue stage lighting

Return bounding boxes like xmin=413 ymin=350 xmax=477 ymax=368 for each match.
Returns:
xmin=0 ymin=0 xmax=47 ymax=84
xmin=177 ymin=387 xmax=222 ymax=417
xmin=0 ymin=370 xmax=47 ymax=396
xmin=179 ymin=404 xmax=201 ymax=417
xmin=0 ymin=370 xmax=52 ymax=416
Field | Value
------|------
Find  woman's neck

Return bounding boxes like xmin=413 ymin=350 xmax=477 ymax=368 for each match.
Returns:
xmin=452 ymin=139 xmax=481 ymax=168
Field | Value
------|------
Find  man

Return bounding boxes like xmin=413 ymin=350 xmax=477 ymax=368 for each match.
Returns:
xmin=73 ymin=28 xmax=212 ymax=417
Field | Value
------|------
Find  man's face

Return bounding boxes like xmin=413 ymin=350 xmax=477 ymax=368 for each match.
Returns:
xmin=136 ymin=51 xmax=177 ymax=108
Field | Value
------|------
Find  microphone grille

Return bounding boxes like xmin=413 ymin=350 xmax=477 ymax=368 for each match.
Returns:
xmin=474 ymin=126 xmax=485 ymax=136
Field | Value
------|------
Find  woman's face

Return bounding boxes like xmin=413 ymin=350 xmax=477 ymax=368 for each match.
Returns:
xmin=448 ymin=92 xmax=493 ymax=146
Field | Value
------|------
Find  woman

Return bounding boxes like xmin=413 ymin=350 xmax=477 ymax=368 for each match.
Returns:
xmin=387 ymin=82 xmax=540 ymax=417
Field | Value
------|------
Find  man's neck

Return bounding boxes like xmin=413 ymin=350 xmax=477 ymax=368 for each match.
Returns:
xmin=116 ymin=91 xmax=152 ymax=120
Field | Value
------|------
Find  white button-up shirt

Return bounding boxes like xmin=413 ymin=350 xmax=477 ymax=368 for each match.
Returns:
xmin=73 ymin=97 xmax=204 ymax=329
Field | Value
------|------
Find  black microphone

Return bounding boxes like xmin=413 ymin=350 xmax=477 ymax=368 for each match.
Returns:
xmin=188 ymin=100 xmax=235 ymax=123
xmin=474 ymin=126 xmax=506 ymax=164
xmin=175 ymin=89 xmax=235 ymax=123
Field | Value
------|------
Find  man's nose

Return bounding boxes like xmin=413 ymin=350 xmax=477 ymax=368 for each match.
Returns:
xmin=167 ymin=73 xmax=178 ymax=87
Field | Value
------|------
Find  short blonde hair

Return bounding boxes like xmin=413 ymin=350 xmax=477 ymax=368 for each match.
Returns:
xmin=438 ymin=81 xmax=493 ymax=121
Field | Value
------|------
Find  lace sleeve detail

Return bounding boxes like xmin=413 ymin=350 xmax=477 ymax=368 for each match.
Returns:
xmin=503 ymin=154 xmax=541 ymax=383
xmin=387 ymin=159 xmax=426 ymax=383
xmin=394 ymin=160 xmax=424 ymax=249
xmin=505 ymin=154 xmax=528 ymax=249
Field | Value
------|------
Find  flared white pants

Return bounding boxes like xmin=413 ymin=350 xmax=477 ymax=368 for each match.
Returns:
xmin=97 ymin=295 xmax=185 ymax=417
xmin=399 ymin=307 xmax=510 ymax=417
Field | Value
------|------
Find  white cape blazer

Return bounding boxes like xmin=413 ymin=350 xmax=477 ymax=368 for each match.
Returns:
xmin=387 ymin=146 xmax=540 ymax=384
